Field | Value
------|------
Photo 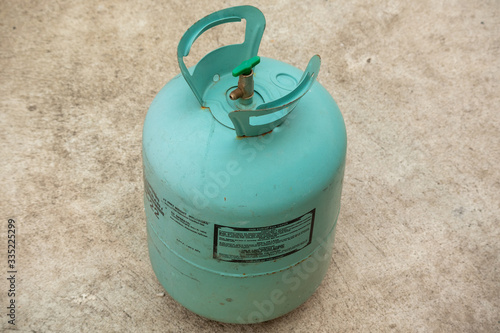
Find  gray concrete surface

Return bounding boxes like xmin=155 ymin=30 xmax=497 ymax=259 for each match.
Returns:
xmin=1 ymin=0 xmax=499 ymax=332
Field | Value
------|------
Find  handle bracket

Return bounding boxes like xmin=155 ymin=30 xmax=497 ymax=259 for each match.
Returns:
xmin=229 ymin=55 xmax=321 ymax=137
xmin=176 ymin=6 xmax=321 ymax=137
xmin=177 ymin=6 xmax=266 ymax=106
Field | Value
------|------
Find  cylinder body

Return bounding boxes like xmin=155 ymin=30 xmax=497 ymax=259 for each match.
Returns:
xmin=143 ymin=58 xmax=346 ymax=323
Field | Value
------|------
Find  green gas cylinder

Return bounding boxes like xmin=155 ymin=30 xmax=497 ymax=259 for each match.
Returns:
xmin=142 ymin=5 xmax=347 ymax=323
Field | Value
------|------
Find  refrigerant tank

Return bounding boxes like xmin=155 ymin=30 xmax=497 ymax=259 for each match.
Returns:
xmin=142 ymin=5 xmax=347 ymax=323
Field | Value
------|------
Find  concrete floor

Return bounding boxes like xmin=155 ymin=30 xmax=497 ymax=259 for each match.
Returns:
xmin=1 ymin=0 xmax=499 ymax=332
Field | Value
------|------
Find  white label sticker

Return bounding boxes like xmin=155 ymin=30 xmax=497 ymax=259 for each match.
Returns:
xmin=213 ymin=209 xmax=315 ymax=262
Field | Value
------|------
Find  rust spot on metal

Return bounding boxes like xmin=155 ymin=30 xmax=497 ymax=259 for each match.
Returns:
xmin=260 ymin=130 xmax=273 ymax=136
xmin=236 ymin=129 xmax=273 ymax=139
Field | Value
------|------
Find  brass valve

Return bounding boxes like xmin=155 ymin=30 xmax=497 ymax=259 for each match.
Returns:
xmin=229 ymin=56 xmax=260 ymax=103
xmin=229 ymin=71 xmax=255 ymax=100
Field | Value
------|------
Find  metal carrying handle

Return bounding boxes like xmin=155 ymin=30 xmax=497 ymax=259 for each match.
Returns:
xmin=177 ymin=6 xmax=266 ymax=106
xmin=177 ymin=6 xmax=320 ymax=137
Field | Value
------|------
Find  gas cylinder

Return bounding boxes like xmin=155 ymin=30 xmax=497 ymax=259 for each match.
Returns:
xmin=142 ymin=6 xmax=346 ymax=324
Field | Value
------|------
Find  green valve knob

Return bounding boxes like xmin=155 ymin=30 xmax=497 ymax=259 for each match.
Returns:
xmin=232 ymin=56 xmax=261 ymax=77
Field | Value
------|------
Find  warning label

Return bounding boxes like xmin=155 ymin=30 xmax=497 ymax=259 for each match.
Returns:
xmin=213 ymin=209 xmax=315 ymax=263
